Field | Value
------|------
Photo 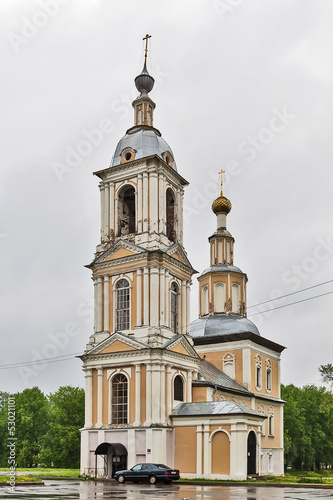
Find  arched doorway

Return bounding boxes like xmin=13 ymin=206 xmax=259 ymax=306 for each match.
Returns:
xmin=94 ymin=442 xmax=127 ymax=478
xmin=211 ymin=431 xmax=230 ymax=475
xmin=247 ymin=431 xmax=257 ymax=475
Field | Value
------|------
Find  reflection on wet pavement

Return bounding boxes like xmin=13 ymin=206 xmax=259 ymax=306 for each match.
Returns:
xmin=0 ymin=480 xmax=333 ymax=499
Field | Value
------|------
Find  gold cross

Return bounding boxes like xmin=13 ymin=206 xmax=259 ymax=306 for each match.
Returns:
xmin=143 ymin=34 xmax=152 ymax=65
xmin=219 ymin=169 xmax=225 ymax=196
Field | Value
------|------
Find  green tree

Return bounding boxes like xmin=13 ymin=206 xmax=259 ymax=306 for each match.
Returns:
xmin=319 ymin=363 xmax=333 ymax=384
xmin=282 ymin=383 xmax=333 ymax=470
xmin=39 ymin=386 xmax=85 ymax=468
xmin=0 ymin=393 xmax=9 ymax=465
xmin=15 ymin=387 xmax=48 ymax=466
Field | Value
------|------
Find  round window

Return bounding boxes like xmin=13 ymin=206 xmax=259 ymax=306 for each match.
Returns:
xmin=124 ymin=152 xmax=132 ymax=161
xmin=165 ymin=154 xmax=170 ymax=165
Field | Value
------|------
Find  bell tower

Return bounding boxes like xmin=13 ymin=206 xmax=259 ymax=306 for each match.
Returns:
xmin=86 ymin=37 xmax=195 ymax=348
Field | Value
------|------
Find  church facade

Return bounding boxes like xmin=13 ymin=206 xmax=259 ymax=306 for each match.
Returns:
xmin=80 ymin=49 xmax=285 ymax=480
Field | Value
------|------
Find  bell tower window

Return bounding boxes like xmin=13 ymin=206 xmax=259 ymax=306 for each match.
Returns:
xmin=166 ymin=188 xmax=176 ymax=242
xmin=174 ymin=375 xmax=184 ymax=401
xmin=111 ymin=373 xmax=128 ymax=424
xmin=116 ymin=279 xmax=130 ymax=331
xmin=117 ymin=186 xmax=136 ymax=236
xmin=170 ymin=282 xmax=179 ymax=333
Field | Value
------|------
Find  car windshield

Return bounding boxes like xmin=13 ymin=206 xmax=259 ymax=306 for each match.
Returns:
xmin=155 ymin=464 xmax=170 ymax=469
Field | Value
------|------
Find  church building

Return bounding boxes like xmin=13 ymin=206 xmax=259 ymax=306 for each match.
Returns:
xmin=80 ymin=39 xmax=285 ymax=480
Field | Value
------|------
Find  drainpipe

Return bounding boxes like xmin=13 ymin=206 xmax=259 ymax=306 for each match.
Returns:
xmin=213 ymin=384 xmax=217 ymax=401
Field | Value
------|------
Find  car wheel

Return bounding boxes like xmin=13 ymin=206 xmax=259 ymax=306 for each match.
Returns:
xmin=117 ymin=474 xmax=125 ymax=484
xmin=149 ymin=475 xmax=157 ymax=484
xmin=163 ymin=479 xmax=171 ymax=485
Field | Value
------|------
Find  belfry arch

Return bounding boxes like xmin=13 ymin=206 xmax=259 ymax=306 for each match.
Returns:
xmin=166 ymin=188 xmax=176 ymax=242
xmin=117 ymin=185 xmax=136 ymax=236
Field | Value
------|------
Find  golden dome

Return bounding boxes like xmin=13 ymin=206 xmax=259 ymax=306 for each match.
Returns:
xmin=212 ymin=195 xmax=232 ymax=215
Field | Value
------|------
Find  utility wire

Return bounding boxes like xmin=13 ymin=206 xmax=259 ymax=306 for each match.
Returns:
xmin=1 ymin=280 xmax=333 ymax=371
xmin=248 ymin=290 xmax=333 ymax=317
xmin=247 ymin=278 xmax=333 ymax=310
xmin=0 ymin=352 xmax=82 ymax=370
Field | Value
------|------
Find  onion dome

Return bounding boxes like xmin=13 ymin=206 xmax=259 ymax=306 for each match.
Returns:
xmin=212 ymin=195 xmax=232 ymax=215
xmin=135 ymin=63 xmax=155 ymax=95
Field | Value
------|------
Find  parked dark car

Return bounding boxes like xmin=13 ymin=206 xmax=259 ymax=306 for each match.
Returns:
xmin=114 ymin=463 xmax=180 ymax=484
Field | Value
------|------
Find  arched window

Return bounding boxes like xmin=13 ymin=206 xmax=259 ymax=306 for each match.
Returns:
xmin=166 ymin=189 xmax=176 ymax=242
xmin=223 ymin=353 xmax=235 ymax=379
xmin=111 ymin=373 xmax=128 ymax=424
xmin=116 ymin=279 xmax=130 ymax=331
xmin=174 ymin=375 xmax=184 ymax=401
xmin=201 ymin=285 xmax=209 ymax=316
xmin=232 ymin=283 xmax=240 ymax=313
xmin=117 ymin=186 xmax=136 ymax=236
xmin=255 ymin=354 xmax=262 ymax=391
xmin=214 ymin=282 xmax=226 ymax=313
xmin=266 ymin=360 xmax=272 ymax=392
xmin=170 ymin=282 xmax=179 ymax=333
xmin=268 ymin=409 xmax=274 ymax=436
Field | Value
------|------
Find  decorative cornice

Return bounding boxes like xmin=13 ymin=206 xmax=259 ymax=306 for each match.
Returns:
xmin=94 ymin=154 xmax=189 ymax=186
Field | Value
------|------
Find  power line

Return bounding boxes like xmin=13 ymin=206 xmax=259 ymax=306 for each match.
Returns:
xmin=0 ymin=352 xmax=82 ymax=370
xmin=248 ymin=290 xmax=333 ymax=317
xmin=1 ymin=280 xmax=333 ymax=371
xmin=247 ymin=278 xmax=333 ymax=310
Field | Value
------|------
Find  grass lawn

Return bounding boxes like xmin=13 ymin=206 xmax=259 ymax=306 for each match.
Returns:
xmin=0 ymin=468 xmax=80 ymax=479
xmin=1 ymin=468 xmax=333 ymax=484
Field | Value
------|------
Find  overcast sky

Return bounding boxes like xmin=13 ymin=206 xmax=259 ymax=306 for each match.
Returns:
xmin=1 ymin=0 xmax=333 ymax=394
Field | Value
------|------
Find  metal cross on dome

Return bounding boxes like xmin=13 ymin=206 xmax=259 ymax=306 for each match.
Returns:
xmin=219 ymin=169 xmax=225 ymax=196
xmin=143 ymin=34 xmax=152 ymax=65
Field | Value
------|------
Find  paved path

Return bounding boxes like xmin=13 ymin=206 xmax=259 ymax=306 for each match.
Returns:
xmin=0 ymin=480 xmax=333 ymax=499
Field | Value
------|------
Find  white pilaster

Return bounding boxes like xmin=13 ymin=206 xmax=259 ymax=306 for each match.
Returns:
xmin=96 ymin=367 xmax=103 ymax=427
xmin=160 ymin=364 xmax=166 ymax=423
xmin=145 ymin=364 xmax=152 ymax=425
xmin=109 ymin=182 xmax=115 ymax=237
xmin=137 ymin=173 xmax=143 ymax=233
xmin=159 ymin=268 xmax=165 ymax=326
xmin=104 ymin=183 xmax=109 ymax=238
xmin=151 ymin=363 xmax=161 ymax=423
xmin=165 ymin=270 xmax=170 ymax=327
xmin=181 ymin=280 xmax=187 ymax=334
xmin=230 ymin=423 xmax=248 ymax=479
xmin=100 ymin=184 xmax=105 ymax=240
xmin=196 ymin=425 xmax=203 ymax=477
xmin=166 ymin=364 xmax=172 ymax=423
xmin=94 ymin=277 xmax=103 ymax=333
xmin=134 ymin=364 xmax=141 ymax=426
xmin=187 ymin=371 xmax=192 ymax=402
xmin=242 ymin=347 xmax=251 ymax=389
xmin=179 ymin=188 xmax=184 ymax=244
xmin=143 ymin=268 xmax=149 ymax=325
xmin=96 ymin=277 xmax=103 ymax=332
xmin=84 ymin=369 xmax=93 ymax=427
xmin=203 ymin=425 xmax=210 ymax=475
xmin=127 ymin=429 xmax=136 ymax=468
xmin=136 ymin=268 xmax=142 ymax=326
xmin=176 ymin=188 xmax=181 ymax=241
xmin=186 ymin=280 xmax=191 ymax=335
xmin=149 ymin=171 xmax=158 ymax=233
xmin=150 ymin=267 xmax=159 ymax=327
xmin=142 ymin=172 xmax=148 ymax=233
xmin=158 ymin=173 xmax=165 ymax=234
xmin=103 ymin=276 xmax=109 ymax=332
